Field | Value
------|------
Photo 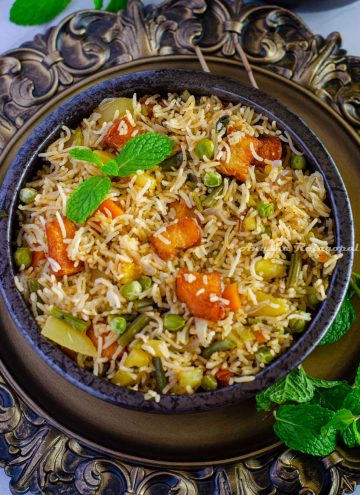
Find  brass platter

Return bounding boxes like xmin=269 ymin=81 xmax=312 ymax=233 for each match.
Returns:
xmin=0 ymin=1 xmax=359 ymax=493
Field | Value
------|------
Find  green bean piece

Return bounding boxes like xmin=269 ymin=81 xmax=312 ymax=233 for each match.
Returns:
xmin=121 ymin=280 xmax=142 ymax=301
xmin=192 ymin=192 xmax=203 ymax=212
xmin=19 ymin=187 xmax=37 ymax=204
xmin=247 ymin=317 xmax=261 ymax=325
xmin=138 ymin=276 xmax=153 ymax=291
xmin=286 ymin=253 xmax=302 ymax=288
xmin=163 ymin=314 xmax=185 ymax=332
xmin=201 ymin=374 xmax=218 ymax=391
xmin=290 ymin=153 xmax=306 ymax=170
xmin=202 ymin=339 xmax=236 ymax=359
xmin=203 ymin=184 xmax=224 ymax=208
xmin=50 ymin=307 xmax=90 ymax=333
xmin=306 ymin=287 xmax=321 ymax=310
xmin=256 ymin=202 xmax=275 ymax=218
xmin=195 ymin=139 xmax=215 ymax=160
xmin=133 ymin=298 xmax=154 ymax=310
xmin=204 ymin=172 xmax=223 ymax=188
xmin=160 ymin=151 xmax=183 ymax=172
xmin=14 ymin=247 xmax=32 ymax=269
xmin=289 ymin=312 xmax=307 ymax=334
xmin=28 ymin=279 xmax=43 ymax=294
xmin=0 ymin=210 xmax=8 ymax=218
xmin=181 ymin=89 xmax=191 ymax=102
xmin=118 ymin=314 xmax=151 ymax=347
xmin=108 ymin=315 xmax=127 ymax=335
xmin=153 ymin=356 xmax=167 ymax=393
xmin=256 ymin=346 xmax=274 ymax=364
xmin=215 ymin=115 xmax=230 ymax=135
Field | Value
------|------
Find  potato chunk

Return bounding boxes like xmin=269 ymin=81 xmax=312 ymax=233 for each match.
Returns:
xmin=217 ymin=135 xmax=260 ymax=181
xmin=151 ymin=218 xmax=201 ymax=261
xmin=176 ymin=269 xmax=226 ymax=322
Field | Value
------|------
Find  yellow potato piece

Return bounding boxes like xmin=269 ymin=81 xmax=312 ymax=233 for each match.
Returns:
xmin=243 ymin=214 xmax=257 ymax=231
xmin=98 ymin=97 xmax=134 ymax=124
xmin=135 ymin=173 xmax=156 ymax=190
xmin=124 ymin=348 xmax=150 ymax=368
xmin=177 ymin=369 xmax=203 ymax=393
xmin=111 ymin=369 xmax=136 ymax=386
xmin=143 ymin=339 xmax=165 ymax=358
xmin=121 ymin=263 xmax=143 ymax=283
xmin=42 ymin=316 xmax=97 ymax=357
xmin=252 ymin=292 xmax=289 ymax=316
xmin=255 ymin=259 xmax=286 ymax=280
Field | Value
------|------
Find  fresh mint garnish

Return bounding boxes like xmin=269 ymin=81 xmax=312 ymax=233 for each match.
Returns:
xmin=311 ymin=382 xmax=352 ymax=411
xmin=106 ymin=0 xmax=127 ymax=12
xmin=66 ymin=176 xmax=111 ymax=224
xmin=319 ymin=295 xmax=356 ymax=346
xmin=343 ymin=419 xmax=360 ymax=447
xmin=94 ymin=0 xmax=103 ymax=8
xmin=69 ymin=148 xmax=103 ymax=167
xmin=274 ymin=404 xmax=336 ymax=456
xmin=10 ymin=0 xmax=72 ymax=25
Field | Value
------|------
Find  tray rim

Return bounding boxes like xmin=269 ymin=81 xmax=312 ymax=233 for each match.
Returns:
xmin=0 ymin=1 xmax=360 ymax=493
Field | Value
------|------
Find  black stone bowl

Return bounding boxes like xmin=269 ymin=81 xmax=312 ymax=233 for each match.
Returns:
xmin=0 ymin=70 xmax=354 ymax=413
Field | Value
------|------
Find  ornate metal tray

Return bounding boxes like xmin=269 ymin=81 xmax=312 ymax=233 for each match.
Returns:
xmin=0 ymin=1 xmax=360 ymax=493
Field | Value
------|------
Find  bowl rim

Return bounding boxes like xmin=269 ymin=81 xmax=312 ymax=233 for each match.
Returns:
xmin=0 ymin=69 xmax=354 ymax=413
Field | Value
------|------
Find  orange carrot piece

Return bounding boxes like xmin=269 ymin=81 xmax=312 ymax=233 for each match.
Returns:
xmin=215 ymin=369 xmax=235 ymax=387
xmin=104 ymin=117 xmax=145 ymax=149
xmin=45 ymin=217 xmax=83 ymax=277
xmin=97 ymin=199 xmax=124 ymax=219
xmin=151 ymin=217 xmax=202 ymax=261
xmin=222 ymin=283 xmax=242 ymax=312
xmin=318 ymin=252 xmax=330 ymax=263
xmin=217 ymin=135 xmax=260 ymax=182
xmin=169 ymin=198 xmax=197 ymax=220
xmin=31 ymin=250 xmax=46 ymax=267
xmin=176 ymin=269 xmax=226 ymax=322
xmin=254 ymin=330 xmax=267 ymax=345
xmin=87 ymin=326 xmax=123 ymax=360
xmin=254 ymin=136 xmax=282 ymax=165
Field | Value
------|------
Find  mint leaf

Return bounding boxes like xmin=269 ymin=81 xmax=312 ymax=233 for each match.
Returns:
xmin=114 ymin=133 xmax=173 ymax=177
xmin=69 ymin=148 xmax=103 ymax=167
xmin=10 ymin=0 xmax=71 ymax=25
xmin=312 ymin=382 xmax=352 ymax=411
xmin=274 ymin=404 xmax=336 ymax=456
xmin=94 ymin=0 xmax=103 ymax=8
xmin=66 ymin=176 xmax=111 ymax=224
xmin=320 ymin=295 xmax=356 ymax=346
xmin=343 ymin=388 xmax=360 ymax=414
xmin=322 ymin=409 xmax=356 ymax=436
xmin=256 ymin=368 xmax=314 ymax=411
xmin=343 ymin=419 xmax=360 ymax=447
xmin=355 ymin=365 xmax=360 ymax=387
xmin=308 ymin=376 xmax=343 ymax=389
xmin=100 ymin=160 xmax=119 ymax=176
xmin=106 ymin=0 xmax=127 ymax=12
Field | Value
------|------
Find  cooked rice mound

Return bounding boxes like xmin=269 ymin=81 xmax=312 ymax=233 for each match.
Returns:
xmin=15 ymin=92 xmax=341 ymax=400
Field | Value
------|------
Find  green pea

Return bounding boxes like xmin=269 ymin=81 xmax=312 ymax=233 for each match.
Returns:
xmin=289 ymin=312 xmax=307 ymax=334
xmin=306 ymin=288 xmax=320 ymax=310
xmin=201 ymin=374 xmax=218 ymax=391
xmin=138 ymin=276 xmax=153 ymax=291
xmin=19 ymin=187 xmax=37 ymax=204
xmin=195 ymin=139 xmax=214 ymax=160
xmin=108 ymin=315 xmax=127 ymax=335
xmin=14 ymin=247 xmax=32 ymax=268
xmin=256 ymin=202 xmax=275 ymax=218
xmin=203 ymin=172 xmax=223 ymax=188
xmin=163 ymin=314 xmax=186 ymax=332
xmin=121 ymin=280 xmax=142 ymax=301
xmin=256 ymin=346 xmax=274 ymax=364
xmin=290 ymin=154 xmax=306 ymax=170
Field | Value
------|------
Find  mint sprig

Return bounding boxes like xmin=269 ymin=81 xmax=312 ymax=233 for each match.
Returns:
xmin=66 ymin=132 xmax=173 ymax=224
xmin=319 ymin=294 xmax=356 ymax=346
xmin=66 ymin=176 xmax=111 ymax=224
xmin=9 ymin=0 xmax=128 ymax=26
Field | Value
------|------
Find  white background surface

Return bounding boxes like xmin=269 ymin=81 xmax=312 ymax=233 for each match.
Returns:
xmin=0 ymin=0 xmax=359 ymax=493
